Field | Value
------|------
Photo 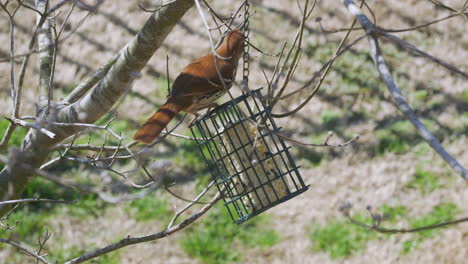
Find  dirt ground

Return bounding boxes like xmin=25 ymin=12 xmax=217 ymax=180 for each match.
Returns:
xmin=0 ymin=0 xmax=467 ymax=263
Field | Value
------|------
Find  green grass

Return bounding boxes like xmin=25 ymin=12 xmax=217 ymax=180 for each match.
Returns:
xmin=380 ymin=204 xmax=408 ymax=223
xmin=413 ymin=90 xmax=429 ymax=102
xmin=309 ymin=214 xmax=377 ymax=259
xmin=126 ymin=193 xmax=170 ymax=222
xmin=0 ymin=119 xmax=28 ymax=148
xmin=172 ymin=138 xmax=206 ymax=172
xmin=181 ymin=205 xmax=281 ymax=264
xmin=298 ymin=146 xmax=323 ymax=167
xmin=375 ymin=120 xmax=415 ymax=154
xmin=402 ymin=202 xmax=460 ymax=254
xmin=304 ymin=41 xmax=392 ymax=96
xmin=375 ymin=128 xmax=409 ymax=154
xmin=0 ymin=176 xmax=103 ymax=245
xmin=459 ymin=91 xmax=468 ymax=103
xmin=406 ymin=168 xmax=441 ymax=194
xmin=309 ymin=205 xmax=408 ymax=259
xmin=308 ymin=202 xmax=459 ymax=258
xmin=20 ymin=176 xmax=102 ymax=218
xmin=414 ymin=142 xmax=432 ymax=157
xmin=0 ymin=207 xmax=50 ymax=241
xmin=0 ymin=119 xmax=28 ymax=170
xmin=320 ymin=110 xmax=342 ymax=129
xmin=0 ymin=176 xmax=120 ymax=263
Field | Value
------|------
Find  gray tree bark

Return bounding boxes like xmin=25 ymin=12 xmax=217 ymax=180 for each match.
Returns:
xmin=0 ymin=0 xmax=195 ymax=217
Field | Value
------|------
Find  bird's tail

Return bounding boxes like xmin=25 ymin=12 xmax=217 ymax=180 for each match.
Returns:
xmin=133 ymin=97 xmax=190 ymax=144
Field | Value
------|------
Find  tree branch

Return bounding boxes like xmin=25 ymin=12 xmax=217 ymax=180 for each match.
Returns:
xmin=0 ymin=198 xmax=76 ymax=206
xmin=343 ymin=0 xmax=468 ymax=181
xmin=0 ymin=239 xmax=51 ymax=264
xmin=36 ymin=0 xmax=54 ymax=107
xmin=0 ymin=0 xmax=195 ymax=218
xmin=64 ymin=192 xmax=221 ymax=264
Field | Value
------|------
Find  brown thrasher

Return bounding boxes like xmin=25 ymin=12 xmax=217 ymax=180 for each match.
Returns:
xmin=133 ymin=30 xmax=244 ymax=144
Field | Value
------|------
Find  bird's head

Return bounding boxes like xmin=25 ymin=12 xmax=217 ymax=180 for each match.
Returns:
xmin=217 ymin=29 xmax=244 ymax=59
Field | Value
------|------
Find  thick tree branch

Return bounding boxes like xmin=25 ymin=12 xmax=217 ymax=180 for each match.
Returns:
xmin=36 ymin=0 xmax=54 ymax=107
xmin=0 ymin=0 xmax=195 ymax=217
xmin=343 ymin=0 xmax=468 ymax=181
xmin=63 ymin=53 xmax=120 ymax=104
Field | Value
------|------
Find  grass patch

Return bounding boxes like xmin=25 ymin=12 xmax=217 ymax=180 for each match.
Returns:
xmin=459 ymin=91 xmax=468 ymax=103
xmin=413 ymin=90 xmax=429 ymax=102
xmin=0 ymin=207 xmax=50 ymax=242
xmin=375 ymin=119 xmax=438 ymax=155
xmin=20 ymin=176 xmax=102 ymax=218
xmin=414 ymin=142 xmax=432 ymax=157
xmin=402 ymin=202 xmax=459 ymax=254
xmin=298 ymin=146 xmax=323 ymax=167
xmin=309 ymin=205 xmax=407 ymax=259
xmin=0 ymin=119 xmax=28 ymax=149
xmin=375 ymin=120 xmax=415 ymax=154
xmin=375 ymin=129 xmax=409 ymax=154
xmin=0 ymin=176 xmax=104 ymax=245
xmin=406 ymin=168 xmax=441 ymax=193
xmin=172 ymin=138 xmax=206 ymax=172
xmin=380 ymin=204 xmax=407 ymax=223
xmin=181 ymin=204 xmax=281 ymax=264
xmin=320 ymin=110 xmax=342 ymax=129
xmin=309 ymin=213 xmax=377 ymax=259
xmin=0 ymin=119 xmax=28 ymax=170
xmin=126 ymin=193 xmax=170 ymax=222
xmin=304 ymin=42 xmax=388 ymax=96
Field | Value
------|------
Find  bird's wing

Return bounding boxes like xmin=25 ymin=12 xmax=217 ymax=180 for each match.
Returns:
xmin=169 ymin=54 xmax=236 ymax=97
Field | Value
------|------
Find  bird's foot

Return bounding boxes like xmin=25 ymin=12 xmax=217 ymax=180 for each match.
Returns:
xmin=205 ymin=103 xmax=219 ymax=114
xmin=188 ymin=103 xmax=219 ymax=127
xmin=188 ymin=113 xmax=201 ymax=127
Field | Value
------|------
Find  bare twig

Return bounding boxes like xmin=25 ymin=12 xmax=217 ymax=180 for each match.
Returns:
xmin=380 ymin=31 xmax=468 ymax=79
xmin=47 ymin=2 xmax=77 ymax=105
xmin=52 ymin=141 xmax=138 ymax=152
xmin=48 ymin=0 xmax=74 ymax=14
xmin=0 ymin=1 xmax=21 ymax=150
xmin=279 ymin=34 xmax=367 ymax=100
xmin=0 ymin=198 xmax=76 ymax=206
xmin=341 ymin=203 xmax=468 ymax=234
xmin=381 ymin=13 xmax=462 ymax=33
xmin=278 ymin=131 xmax=359 ymax=147
xmin=271 ymin=1 xmax=365 ymax=118
xmin=138 ymin=0 xmax=177 ymax=13
xmin=269 ymin=0 xmax=315 ymax=108
xmin=161 ymin=131 xmax=203 ymax=141
xmin=5 ymin=117 xmax=56 ymax=138
xmin=343 ymin=0 xmax=468 ymax=180
xmin=36 ymin=227 xmax=52 ymax=264
xmin=0 ymin=239 xmax=51 ymax=264
xmin=167 ymin=180 xmax=215 ymax=228
xmin=0 ymin=203 xmax=19 ymax=230
xmin=64 ymin=192 xmax=221 ymax=264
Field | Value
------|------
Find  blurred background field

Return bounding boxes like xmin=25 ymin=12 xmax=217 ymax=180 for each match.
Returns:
xmin=0 ymin=0 xmax=467 ymax=263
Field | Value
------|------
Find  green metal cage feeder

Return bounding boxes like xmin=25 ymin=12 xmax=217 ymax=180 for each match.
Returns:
xmin=190 ymin=89 xmax=308 ymax=223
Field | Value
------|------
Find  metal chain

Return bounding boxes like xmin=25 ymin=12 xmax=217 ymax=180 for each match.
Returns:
xmin=242 ymin=0 xmax=250 ymax=89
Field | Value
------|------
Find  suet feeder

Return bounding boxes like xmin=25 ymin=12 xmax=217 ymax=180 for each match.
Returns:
xmin=190 ymin=89 xmax=308 ymax=223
